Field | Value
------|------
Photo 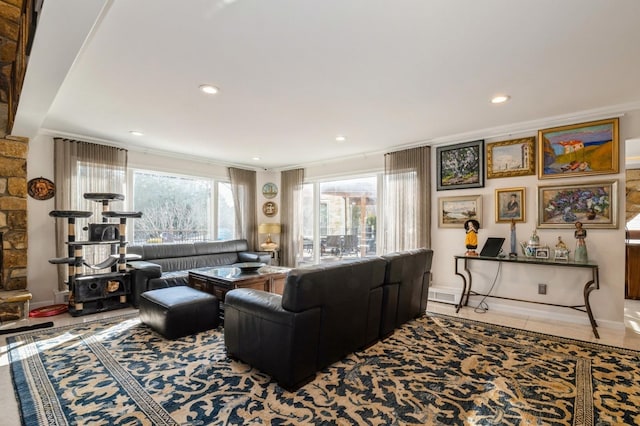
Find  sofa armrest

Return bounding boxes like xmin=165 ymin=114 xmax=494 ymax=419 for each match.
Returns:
xmin=224 ymin=288 xmax=321 ymax=390
xmin=127 ymin=261 xmax=163 ymax=308
xmin=238 ymin=251 xmax=272 ymax=264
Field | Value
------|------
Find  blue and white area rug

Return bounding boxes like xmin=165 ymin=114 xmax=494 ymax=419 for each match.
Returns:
xmin=7 ymin=313 xmax=640 ymax=425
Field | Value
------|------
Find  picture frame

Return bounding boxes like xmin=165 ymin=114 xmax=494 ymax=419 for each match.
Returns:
xmin=486 ymin=137 xmax=535 ymax=179
xmin=495 ymin=187 xmax=525 ymax=223
xmin=262 ymin=201 xmax=278 ymax=217
xmin=436 ymin=140 xmax=484 ymax=190
xmin=535 ymin=247 xmax=550 ymax=259
xmin=537 ymin=180 xmax=618 ymax=229
xmin=538 ymin=118 xmax=619 ymax=179
xmin=438 ymin=195 xmax=482 ymax=228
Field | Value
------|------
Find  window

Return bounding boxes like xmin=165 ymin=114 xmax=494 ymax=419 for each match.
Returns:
xmin=131 ymin=170 xmax=234 ymax=244
xmin=301 ymin=176 xmax=378 ymax=265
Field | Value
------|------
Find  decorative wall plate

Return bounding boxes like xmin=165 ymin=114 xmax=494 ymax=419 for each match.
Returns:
xmin=262 ymin=201 xmax=278 ymax=217
xmin=262 ymin=182 xmax=278 ymax=199
xmin=27 ymin=177 xmax=56 ymax=200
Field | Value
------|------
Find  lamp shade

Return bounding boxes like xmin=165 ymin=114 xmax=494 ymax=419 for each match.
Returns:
xmin=258 ymin=223 xmax=281 ymax=234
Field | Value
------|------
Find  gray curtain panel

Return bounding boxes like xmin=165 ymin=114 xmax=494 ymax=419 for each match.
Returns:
xmin=228 ymin=167 xmax=258 ymax=250
xmin=280 ymin=168 xmax=304 ymax=267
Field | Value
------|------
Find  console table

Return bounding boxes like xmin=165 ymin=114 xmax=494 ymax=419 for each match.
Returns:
xmin=454 ymin=255 xmax=600 ymax=338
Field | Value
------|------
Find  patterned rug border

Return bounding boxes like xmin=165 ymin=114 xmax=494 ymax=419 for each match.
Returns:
xmin=426 ymin=311 xmax=640 ymax=355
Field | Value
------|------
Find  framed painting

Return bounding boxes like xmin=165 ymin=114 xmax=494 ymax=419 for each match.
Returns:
xmin=538 ymin=118 xmax=619 ymax=179
xmin=495 ymin=187 xmax=525 ymax=223
xmin=438 ymin=195 xmax=482 ymax=228
xmin=487 ymin=137 xmax=535 ymax=179
xmin=436 ymin=140 xmax=484 ymax=190
xmin=537 ymin=180 xmax=618 ymax=228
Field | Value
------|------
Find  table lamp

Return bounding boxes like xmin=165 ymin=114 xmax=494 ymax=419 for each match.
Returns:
xmin=258 ymin=223 xmax=281 ymax=251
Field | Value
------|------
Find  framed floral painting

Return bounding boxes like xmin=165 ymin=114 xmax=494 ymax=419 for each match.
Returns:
xmin=537 ymin=180 xmax=617 ymax=228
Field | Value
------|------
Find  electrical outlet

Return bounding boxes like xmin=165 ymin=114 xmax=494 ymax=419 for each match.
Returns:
xmin=538 ymin=283 xmax=547 ymax=295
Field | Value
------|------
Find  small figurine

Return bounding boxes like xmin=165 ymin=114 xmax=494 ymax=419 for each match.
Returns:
xmin=574 ymin=221 xmax=588 ymax=262
xmin=555 ymin=236 xmax=567 ymax=250
xmin=509 ymin=219 xmax=518 ymax=257
xmin=554 ymin=236 xmax=570 ymax=261
xmin=529 ymin=229 xmax=540 ymax=247
xmin=464 ymin=219 xmax=480 ymax=256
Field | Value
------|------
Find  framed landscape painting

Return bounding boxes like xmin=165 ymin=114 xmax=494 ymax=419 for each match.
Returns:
xmin=537 ymin=180 xmax=617 ymax=228
xmin=487 ymin=137 xmax=535 ymax=179
xmin=438 ymin=195 xmax=482 ymax=228
xmin=538 ymin=118 xmax=619 ymax=179
xmin=436 ymin=140 xmax=484 ymax=190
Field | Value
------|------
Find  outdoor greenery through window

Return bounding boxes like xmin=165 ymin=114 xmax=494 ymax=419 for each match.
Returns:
xmin=131 ymin=170 xmax=235 ymax=244
xmin=301 ymin=176 xmax=377 ymax=265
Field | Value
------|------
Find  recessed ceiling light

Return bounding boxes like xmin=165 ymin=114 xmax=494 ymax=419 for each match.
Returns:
xmin=129 ymin=131 xmax=144 ymax=136
xmin=199 ymin=84 xmax=219 ymax=95
xmin=335 ymin=135 xmax=346 ymax=142
xmin=491 ymin=95 xmax=510 ymax=104
xmin=252 ymin=156 xmax=261 ymax=161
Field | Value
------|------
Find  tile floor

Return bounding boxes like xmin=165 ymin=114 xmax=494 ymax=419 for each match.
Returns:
xmin=1 ymin=301 xmax=640 ymax=425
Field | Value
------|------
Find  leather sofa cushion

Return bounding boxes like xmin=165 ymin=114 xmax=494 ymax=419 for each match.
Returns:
xmin=148 ymin=271 xmax=189 ymax=290
xmin=282 ymin=257 xmax=386 ymax=313
xmin=194 ymin=240 xmax=248 ymax=254
xmin=381 ymin=248 xmax=433 ymax=327
xmin=148 ymin=253 xmax=240 ymax=273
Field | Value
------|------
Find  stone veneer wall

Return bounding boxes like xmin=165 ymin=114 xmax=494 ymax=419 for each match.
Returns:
xmin=626 ymin=169 xmax=640 ymax=223
xmin=0 ymin=135 xmax=28 ymax=290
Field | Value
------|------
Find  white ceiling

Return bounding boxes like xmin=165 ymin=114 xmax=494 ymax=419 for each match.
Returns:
xmin=12 ymin=0 xmax=640 ymax=170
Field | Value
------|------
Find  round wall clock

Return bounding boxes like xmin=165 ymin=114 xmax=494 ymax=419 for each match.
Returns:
xmin=262 ymin=182 xmax=278 ymax=199
xmin=262 ymin=201 xmax=278 ymax=217
xmin=27 ymin=177 xmax=56 ymax=200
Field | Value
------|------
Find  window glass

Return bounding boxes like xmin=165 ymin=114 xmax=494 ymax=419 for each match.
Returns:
xmin=217 ymin=181 xmax=236 ymax=240
xmin=301 ymin=176 xmax=377 ymax=264
xmin=132 ymin=170 xmax=218 ymax=244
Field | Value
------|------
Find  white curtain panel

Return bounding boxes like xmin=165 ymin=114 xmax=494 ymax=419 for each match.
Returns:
xmin=382 ymin=146 xmax=431 ymax=252
xmin=280 ymin=168 xmax=304 ymax=267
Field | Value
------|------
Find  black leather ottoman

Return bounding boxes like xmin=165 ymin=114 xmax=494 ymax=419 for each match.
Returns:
xmin=139 ymin=286 xmax=220 ymax=339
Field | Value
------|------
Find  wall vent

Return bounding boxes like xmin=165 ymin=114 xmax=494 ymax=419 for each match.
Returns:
xmin=428 ymin=286 xmax=462 ymax=305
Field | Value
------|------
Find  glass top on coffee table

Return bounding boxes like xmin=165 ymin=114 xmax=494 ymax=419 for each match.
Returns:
xmin=189 ymin=265 xmax=290 ymax=282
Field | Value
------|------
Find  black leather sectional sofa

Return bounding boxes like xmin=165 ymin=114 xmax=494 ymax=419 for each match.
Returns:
xmin=223 ymin=248 xmax=433 ymax=390
xmin=127 ymin=240 xmax=270 ymax=307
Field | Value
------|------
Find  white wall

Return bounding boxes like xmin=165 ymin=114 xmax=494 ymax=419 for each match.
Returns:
xmin=24 ymin=109 xmax=640 ymax=330
xmin=430 ymin=109 xmax=640 ymax=328
xmin=25 ymin=134 xmax=56 ymax=306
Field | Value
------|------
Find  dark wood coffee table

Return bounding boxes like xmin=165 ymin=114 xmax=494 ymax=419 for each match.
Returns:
xmin=188 ymin=265 xmax=290 ymax=320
